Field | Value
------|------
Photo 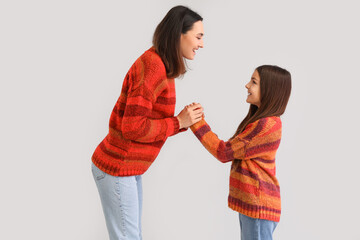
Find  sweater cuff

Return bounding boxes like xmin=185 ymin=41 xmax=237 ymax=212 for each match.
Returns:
xmin=179 ymin=127 xmax=188 ymax=133
xmin=167 ymin=116 xmax=188 ymax=136
xmin=190 ymin=118 xmax=206 ymax=132
xmin=167 ymin=116 xmax=180 ymax=136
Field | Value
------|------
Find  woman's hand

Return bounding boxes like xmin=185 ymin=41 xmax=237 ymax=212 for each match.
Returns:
xmin=177 ymin=103 xmax=204 ymax=129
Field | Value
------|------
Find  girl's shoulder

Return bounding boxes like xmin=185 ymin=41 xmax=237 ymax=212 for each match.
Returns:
xmin=242 ymin=116 xmax=281 ymax=139
xmin=265 ymin=116 xmax=281 ymax=124
xmin=244 ymin=116 xmax=281 ymax=133
xmin=250 ymin=116 xmax=281 ymax=126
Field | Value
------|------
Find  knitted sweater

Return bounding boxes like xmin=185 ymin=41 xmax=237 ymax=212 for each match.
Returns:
xmin=191 ymin=117 xmax=282 ymax=222
xmin=92 ymin=47 xmax=184 ymax=176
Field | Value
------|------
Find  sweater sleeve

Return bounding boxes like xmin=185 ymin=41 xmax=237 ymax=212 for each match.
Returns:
xmin=190 ymin=118 xmax=277 ymax=163
xmin=120 ymin=57 xmax=181 ymax=143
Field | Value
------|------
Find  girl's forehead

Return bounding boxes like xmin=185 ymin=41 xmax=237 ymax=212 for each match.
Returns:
xmin=251 ymin=70 xmax=260 ymax=80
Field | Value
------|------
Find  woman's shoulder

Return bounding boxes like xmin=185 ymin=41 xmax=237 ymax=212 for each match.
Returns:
xmin=127 ymin=47 xmax=166 ymax=80
xmin=132 ymin=47 xmax=166 ymax=78
xmin=142 ymin=47 xmax=165 ymax=68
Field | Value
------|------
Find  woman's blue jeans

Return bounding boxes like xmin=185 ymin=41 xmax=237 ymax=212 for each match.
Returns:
xmin=92 ymin=163 xmax=143 ymax=240
xmin=239 ymin=213 xmax=278 ymax=240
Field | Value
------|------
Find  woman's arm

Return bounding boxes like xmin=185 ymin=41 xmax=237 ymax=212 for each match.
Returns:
xmin=120 ymin=56 xmax=202 ymax=143
xmin=120 ymin=85 xmax=180 ymax=142
xmin=121 ymin=86 xmax=202 ymax=142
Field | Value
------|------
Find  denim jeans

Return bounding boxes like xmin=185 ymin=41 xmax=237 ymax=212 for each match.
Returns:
xmin=92 ymin=163 xmax=143 ymax=240
xmin=239 ymin=213 xmax=278 ymax=240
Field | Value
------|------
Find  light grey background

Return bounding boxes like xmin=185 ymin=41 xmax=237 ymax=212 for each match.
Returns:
xmin=1 ymin=0 xmax=359 ymax=239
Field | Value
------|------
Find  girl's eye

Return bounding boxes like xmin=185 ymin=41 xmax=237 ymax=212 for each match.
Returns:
xmin=253 ymin=80 xmax=256 ymax=84
xmin=197 ymin=37 xmax=201 ymax=40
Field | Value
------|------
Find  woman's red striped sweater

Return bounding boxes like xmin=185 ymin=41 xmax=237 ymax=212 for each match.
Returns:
xmin=190 ymin=116 xmax=282 ymax=222
xmin=92 ymin=47 xmax=184 ymax=176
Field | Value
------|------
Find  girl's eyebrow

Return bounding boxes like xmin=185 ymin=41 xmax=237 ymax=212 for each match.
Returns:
xmin=251 ymin=77 xmax=258 ymax=81
xmin=197 ymin=33 xmax=204 ymax=36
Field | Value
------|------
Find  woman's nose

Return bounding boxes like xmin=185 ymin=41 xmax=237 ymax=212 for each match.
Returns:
xmin=199 ymin=39 xmax=204 ymax=48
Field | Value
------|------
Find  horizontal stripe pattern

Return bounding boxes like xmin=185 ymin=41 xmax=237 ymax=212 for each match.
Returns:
xmin=190 ymin=116 xmax=282 ymax=222
xmin=245 ymin=139 xmax=281 ymax=158
xmin=194 ymin=124 xmax=211 ymax=140
xmin=92 ymin=47 xmax=182 ymax=176
xmin=252 ymin=157 xmax=275 ymax=164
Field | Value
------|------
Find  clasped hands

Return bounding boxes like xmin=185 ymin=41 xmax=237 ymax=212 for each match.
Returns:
xmin=176 ymin=103 xmax=204 ymax=129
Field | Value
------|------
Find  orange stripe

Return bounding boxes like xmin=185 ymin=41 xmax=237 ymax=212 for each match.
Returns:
xmin=230 ymin=177 xmax=259 ymax=196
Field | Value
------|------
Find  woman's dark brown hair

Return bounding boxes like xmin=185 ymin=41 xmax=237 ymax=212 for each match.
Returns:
xmin=231 ymin=65 xmax=292 ymax=139
xmin=153 ymin=5 xmax=202 ymax=78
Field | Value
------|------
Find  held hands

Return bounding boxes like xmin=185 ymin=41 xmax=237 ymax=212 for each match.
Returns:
xmin=177 ymin=103 xmax=204 ymax=129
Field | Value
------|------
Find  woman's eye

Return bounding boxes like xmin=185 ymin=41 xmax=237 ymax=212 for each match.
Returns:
xmin=253 ymin=80 xmax=256 ymax=84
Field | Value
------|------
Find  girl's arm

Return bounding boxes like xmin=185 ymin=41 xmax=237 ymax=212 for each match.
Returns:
xmin=190 ymin=117 xmax=281 ymax=163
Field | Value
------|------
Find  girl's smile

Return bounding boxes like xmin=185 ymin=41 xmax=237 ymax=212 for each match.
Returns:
xmin=246 ymin=70 xmax=261 ymax=107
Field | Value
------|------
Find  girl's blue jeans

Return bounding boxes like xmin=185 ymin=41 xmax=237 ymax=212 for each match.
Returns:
xmin=92 ymin=163 xmax=143 ymax=240
xmin=239 ymin=213 xmax=278 ymax=240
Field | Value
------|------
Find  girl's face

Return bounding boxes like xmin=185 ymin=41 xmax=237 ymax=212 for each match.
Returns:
xmin=246 ymin=70 xmax=261 ymax=107
xmin=180 ymin=20 xmax=204 ymax=60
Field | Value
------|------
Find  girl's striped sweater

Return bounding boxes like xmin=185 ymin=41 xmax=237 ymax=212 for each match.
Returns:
xmin=92 ymin=47 xmax=184 ymax=176
xmin=190 ymin=116 xmax=282 ymax=222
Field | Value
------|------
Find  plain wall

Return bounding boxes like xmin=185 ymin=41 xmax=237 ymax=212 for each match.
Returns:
xmin=1 ymin=0 xmax=359 ymax=239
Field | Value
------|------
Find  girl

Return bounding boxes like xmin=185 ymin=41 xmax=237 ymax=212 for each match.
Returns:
xmin=91 ymin=6 xmax=204 ymax=240
xmin=190 ymin=65 xmax=291 ymax=240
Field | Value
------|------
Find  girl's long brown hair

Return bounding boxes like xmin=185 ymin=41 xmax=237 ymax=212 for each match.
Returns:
xmin=231 ymin=65 xmax=292 ymax=139
xmin=152 ymin=6 xmax=202 ymax=79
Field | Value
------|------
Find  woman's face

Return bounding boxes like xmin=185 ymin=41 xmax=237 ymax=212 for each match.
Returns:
xmin=180 ymin=20 xmax=204 ymax=60
xmin=246 ymin=70 xmax=261 ymax=107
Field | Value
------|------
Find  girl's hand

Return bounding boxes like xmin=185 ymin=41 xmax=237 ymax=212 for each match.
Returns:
xmin=187 ymin=102 xmax=205 ymax=119
xmin=177 ymin=103 xmax=203 ymax=129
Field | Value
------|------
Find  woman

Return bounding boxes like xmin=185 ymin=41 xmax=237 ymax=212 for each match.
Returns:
xmin=91 ymin=6 xmax=204 ymax=240
xmin=190 ymin=65 xmax=291 ymax=240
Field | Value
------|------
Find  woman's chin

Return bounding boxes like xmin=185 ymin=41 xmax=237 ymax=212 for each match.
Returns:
xmin=182 ymin=52 xmax=195 ymax=60
xmin=183 ymin=56 xmax=194 ymax=60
